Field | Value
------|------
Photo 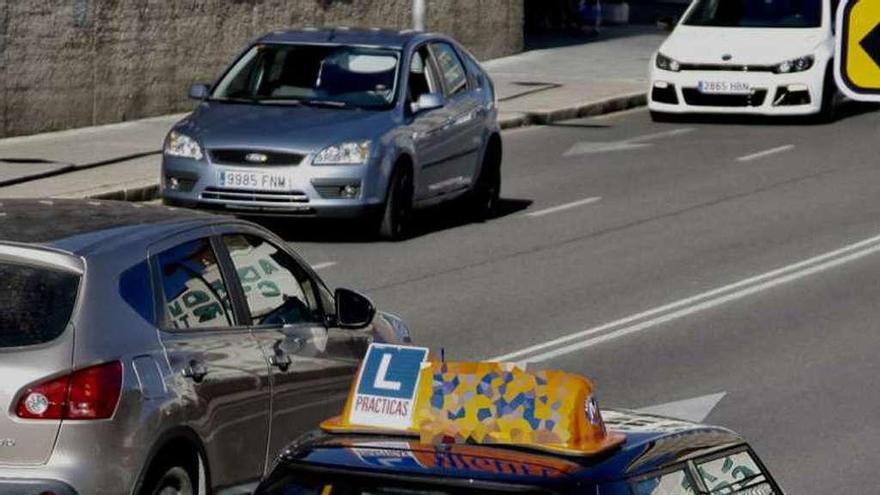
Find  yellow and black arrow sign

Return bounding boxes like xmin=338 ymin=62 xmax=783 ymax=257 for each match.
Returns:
xmin=836 ymin=0 xmax=880 ymax=100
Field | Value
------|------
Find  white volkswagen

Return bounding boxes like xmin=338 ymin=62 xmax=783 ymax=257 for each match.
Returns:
xmin=649 ymin=0 xmax=839 ymax=121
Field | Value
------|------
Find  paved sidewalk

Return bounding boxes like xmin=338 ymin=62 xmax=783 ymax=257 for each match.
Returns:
xmin=0 ymin=26 xmax=666 ymax=201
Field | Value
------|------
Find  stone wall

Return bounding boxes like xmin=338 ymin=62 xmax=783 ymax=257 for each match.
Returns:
xmin=0 ymin=0 xmax=523 ymax=137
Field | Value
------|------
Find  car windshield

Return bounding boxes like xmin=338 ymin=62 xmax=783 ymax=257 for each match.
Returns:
xmin=212 ymin=43 xmax=400 ymax=109
xmin=0 ymin=262 xmax=80 ymax=348
xmin=683 ymin=0 xmax=823 ymax=27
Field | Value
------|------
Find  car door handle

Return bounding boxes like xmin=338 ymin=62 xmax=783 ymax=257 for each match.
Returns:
xmin=269 ymin=353 xmax=293 ymax=372
xmin=182 ymin=361 xmax=208 ymax=383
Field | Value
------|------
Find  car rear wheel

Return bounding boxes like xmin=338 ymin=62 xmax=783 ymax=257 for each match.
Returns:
xmin=469 ymin=140 xmax=502 ymax=221
xmin=143 ymin=465 xmax=195 ymax=495
xmin=378 ymin=165 xmax=414 ymax=241
xmin=140 ymin=449 xmax=199 ymax=495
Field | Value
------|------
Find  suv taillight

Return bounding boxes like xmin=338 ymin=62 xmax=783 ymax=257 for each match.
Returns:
xmin=16 ymin=361 xmax=123 ymax=420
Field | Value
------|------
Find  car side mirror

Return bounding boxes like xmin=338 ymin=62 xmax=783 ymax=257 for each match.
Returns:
xmin=335 ymin=288 xmax=376 ymax=329
xmin=189 ymin=84 xmax=210 ymax=100
xmin=657 ymin=16 xmax=678 ymax=32
xmin=411 ymin=92 xmax=445 ymax=114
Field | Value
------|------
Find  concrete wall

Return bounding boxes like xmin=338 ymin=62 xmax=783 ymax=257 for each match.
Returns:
xmin=0 ymin=0 xmax=523 ymax=138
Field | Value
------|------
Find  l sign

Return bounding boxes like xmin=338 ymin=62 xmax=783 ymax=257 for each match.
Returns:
xmin=374 ymin=354 xmax=402 ymax=391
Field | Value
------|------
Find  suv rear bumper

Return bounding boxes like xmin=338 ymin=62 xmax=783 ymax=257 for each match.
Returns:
xmin=0 ymin=478 xmax=78 ymax=494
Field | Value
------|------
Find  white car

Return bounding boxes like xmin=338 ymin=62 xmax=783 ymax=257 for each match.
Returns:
xmin=649 ymin=0 xmax=839 ymax=121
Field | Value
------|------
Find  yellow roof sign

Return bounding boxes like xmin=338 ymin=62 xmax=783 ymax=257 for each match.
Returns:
xmin=836 ymin=0 xmax=880 ymax=100
xmin=321 ymin=344 xmax=625 ymax=457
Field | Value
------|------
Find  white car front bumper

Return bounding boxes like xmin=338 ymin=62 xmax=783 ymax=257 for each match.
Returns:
xmin=648 ymin=65 xmax=826 ymax=116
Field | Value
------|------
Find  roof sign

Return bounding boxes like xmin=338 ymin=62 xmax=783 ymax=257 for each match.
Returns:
xmin=348 ymin=343 xmax=430 ymax=430
xmin=323 ymin=346 xmax=624 ymax=456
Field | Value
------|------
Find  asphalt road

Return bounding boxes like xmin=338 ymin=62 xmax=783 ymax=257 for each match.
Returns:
xmin=277 ymin=104 xmax=880 ymax=493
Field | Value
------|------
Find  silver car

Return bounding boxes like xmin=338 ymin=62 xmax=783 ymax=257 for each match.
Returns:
xmin=161 ymin=28 xmax=502 ymax=240
xmin=0 ymin=199 xmax=411 ymax=495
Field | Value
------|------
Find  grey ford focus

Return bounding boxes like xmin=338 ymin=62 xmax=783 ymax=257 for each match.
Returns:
xmin=161 ymin=28 xmax=502 ymax=240
xmin=0 ymin=199 xmax=411 ymax=495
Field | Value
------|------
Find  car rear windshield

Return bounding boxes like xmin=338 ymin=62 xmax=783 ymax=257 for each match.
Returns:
xmin=684 ymin=0 xmax=823 ymax=28
xmin=212 ymin=43 xmax=401 ymax=109
xmin=258 ymin=469 xmax=557 ymax=495
xmin=0 ymin=262 xmax=79 ymax=348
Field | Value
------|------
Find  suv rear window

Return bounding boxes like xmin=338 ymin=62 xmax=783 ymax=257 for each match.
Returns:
xmin=0 ymin=262 xmax=79 ymax=348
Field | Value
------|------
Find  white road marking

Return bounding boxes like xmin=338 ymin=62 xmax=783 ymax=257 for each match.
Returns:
xmin=637 ymin=392 xmax=727 ymax=422
xmin=489 ymin=230 xmax=880 ymax=363
xmin=736 ymin=144 xmax=795 ymax=162
xmin=311 ymin=261 xmax=337 ymax=271
xmin=525 ymin=196 xmax=601 ymax=218
xmin=564 ymin=128 xmax=695 ymax=156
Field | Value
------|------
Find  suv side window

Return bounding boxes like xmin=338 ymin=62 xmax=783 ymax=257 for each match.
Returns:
xmin=120 ymin=260 xmax=155 ymax=323
xmin=222 ymin=234 xmax=322 ymax=326
xmin=430 ymin=42 xmax=469 ymax=98
xmin=157 ymin=238 xmax=234 ymax=330
xmin=632 ymin=467 xmax=699 ymax=495
xmin=696 ymin=449 xmax=778 ymax=494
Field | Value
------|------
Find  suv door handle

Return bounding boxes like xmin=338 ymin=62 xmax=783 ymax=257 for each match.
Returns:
xmin=269 ymin=353 xmax=293 ymax=372
xmin=182 ymin=361 xmax=208 ymax=383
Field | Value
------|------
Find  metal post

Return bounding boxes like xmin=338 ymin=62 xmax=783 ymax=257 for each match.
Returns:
xmin=413 ymin=0 xmax=426 ymax=31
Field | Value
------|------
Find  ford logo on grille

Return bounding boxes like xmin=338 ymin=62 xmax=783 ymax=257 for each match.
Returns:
xmin=722 ymin=54 xmax=733 ymax=61
xmin=244 ymin=152 xmax=269 ymax=163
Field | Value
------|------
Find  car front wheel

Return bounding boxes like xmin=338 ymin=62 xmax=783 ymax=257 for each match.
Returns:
xmin=378 ymin=166 xmax=414 ymax=241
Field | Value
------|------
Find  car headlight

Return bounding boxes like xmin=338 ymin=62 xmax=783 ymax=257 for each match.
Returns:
xmin=656 ymin=53 xmax=681 ymax=72
xmin=313 ymin=141 xmax=371 ymax=165
xmin=774 ymin=55 xmax=814 ymax=74
xmin=164 ymin=131 xmax=204 ymax=161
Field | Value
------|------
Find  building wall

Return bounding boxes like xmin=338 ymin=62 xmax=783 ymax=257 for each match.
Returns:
xmin=0 ymin=0 xmax=523 ymax=138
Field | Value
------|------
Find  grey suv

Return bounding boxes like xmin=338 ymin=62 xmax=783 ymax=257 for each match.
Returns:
xmin=0 ymin=199 xmax=411 ymax=495
xmin=161 ymin=28 xmax=502 ymax=240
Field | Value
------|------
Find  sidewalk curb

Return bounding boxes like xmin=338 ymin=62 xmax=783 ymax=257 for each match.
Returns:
xmin=45 ymin=91 xmax=649 ymax=203
xmin=86 ymin=183 xmax=161 ymax=202
xmin=499 ymin=91 xmax=647 ymax=130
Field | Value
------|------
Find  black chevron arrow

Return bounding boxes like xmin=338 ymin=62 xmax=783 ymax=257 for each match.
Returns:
xmin=860 ymin=22 xmax=880 ymax=69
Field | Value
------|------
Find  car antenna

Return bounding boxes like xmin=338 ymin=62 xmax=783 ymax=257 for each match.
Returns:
xmin=440 ymin=347 xmax=445 ymax=363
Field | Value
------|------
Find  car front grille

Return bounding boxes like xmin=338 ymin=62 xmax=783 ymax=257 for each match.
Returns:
xmin=208 ymin=149 xmax=305 ymax=166
xmin=678 ymin=63 xmax=775 ymax=73
xmin=201 ymin=187 xmax=309 ymax=203
xmin=682 ymin=89 xmax=768 ymax=107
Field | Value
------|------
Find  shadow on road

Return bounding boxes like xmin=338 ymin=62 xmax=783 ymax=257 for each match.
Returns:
xmin=260 ymin=198 xmax=533 ymax=244
xmin=650 ymin=101 xmax=880 ymax=126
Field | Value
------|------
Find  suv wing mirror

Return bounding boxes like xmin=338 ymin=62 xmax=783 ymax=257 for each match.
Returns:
xmin=189 ymin=84 xmax=210 ymax=100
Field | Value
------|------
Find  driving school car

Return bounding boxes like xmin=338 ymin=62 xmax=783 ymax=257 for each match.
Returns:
xmin=649 ymin=0 xmax=839 ymax=121
xmin=255 ymin=344 xmax=784 ymax=494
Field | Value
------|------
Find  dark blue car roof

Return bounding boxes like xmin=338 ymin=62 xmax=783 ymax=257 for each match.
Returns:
xmin=258 ymin=27 xmax=431 ymax=49
xmin=268 ymin=410 xmax=744 ymax=491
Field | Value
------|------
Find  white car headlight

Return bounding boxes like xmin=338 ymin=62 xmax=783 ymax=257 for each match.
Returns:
xmin=313 ymin=141 xmax=371 ymax=165
xmin=164 ymin=131 xmax=204 ymax=161
xmin=655 ymin=52 xmax=681 ymax=72
xmin=774 ymin=55 xmax=814 ymax=74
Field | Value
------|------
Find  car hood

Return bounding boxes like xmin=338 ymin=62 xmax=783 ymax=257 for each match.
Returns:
xmin=661 ymin=26 xmax=827 ymax=65
xmin=178 ymin=101 xmax=396 ymax=152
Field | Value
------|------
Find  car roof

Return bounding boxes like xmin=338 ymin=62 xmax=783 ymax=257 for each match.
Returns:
xmin=0 ymin=198 xmax=225 ymax=256
xmin=274 ymin=409 xmax=744 ymax=489
xmin=257 ymin=27 xmax=435 ymax=49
